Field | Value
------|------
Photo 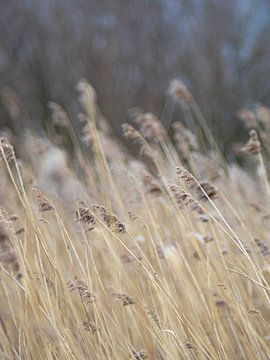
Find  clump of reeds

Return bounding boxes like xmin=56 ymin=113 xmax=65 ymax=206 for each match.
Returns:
xmin=0 ymin=78 xmax=270 ymax=360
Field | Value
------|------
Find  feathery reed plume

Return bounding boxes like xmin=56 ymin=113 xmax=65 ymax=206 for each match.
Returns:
xmin=103 ymin=213 xmax=126 ymax=233
xmin=67 ymin=278 xmax=97 ymax=303
xmin=75 ymin=200 xmax=96 ymax=232
xmin=0 ymin=137 xmax=15 ymax=162
xmin=241 ymin=130 xmax=261 ymax=155
xmin=78 ymin=113 xmax=93 ymax=147
xmin=122 ymin=123 xmax=156 ymax=163
xmin=76 ymin=78 xmax=97 ymax=120
xmin=197 ymin=182 xmax=218 ymax=201
xmin=122 ymin=123 xmax=143 ymax=143
xmin=172 ymin=122 xmax=190 ymax=160
xmin=176 ymin=166 xmax=197 ymax=190
xmin=90 ymin=204 xmax=107 ymax=217
xmin=77 ymin=283 xmax=97 ymax=303
xmin=237 ymin=109 xmax=257 ymax=130
xmin=172 ymin=122 xmax=199 ymax=151
xmin=32 ymin=186 xmax=54 ymax=212
xmin=134 ymin=112 xmax=166 ymax=143
xmin=48 ymin=102 xmax=69 ymax=128
xmin=113 ymin=293 xmax=135 ymax=306
xmin=90 ymin=204 xmax=126 ymax=233
xmin=176 ymin=166 xmax=218 ymax=201
xmin=172 ymin=122 xmax=199 ymax=164
xmin=168 ymin=79 xmax=192 ymax=103
xmin=83 ymin=321 xmax=97 ymax=333
xmin=168 ymin=184 xmax=204 ymax=215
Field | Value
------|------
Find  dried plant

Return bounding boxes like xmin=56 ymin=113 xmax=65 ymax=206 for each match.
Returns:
xmin=241 ymin=129 xmax=261 ymax=155
xmin=78 ymin=113 xmax=93 ymax=147
xmin=75 ymin=200 xmax=96 ymax=231
xmin=122 ymin=123 xmax=156 ymax=163
xmin=33 ymin=186 xmax=54 ymax=212
xmin=135 ymin=112 xmax=166 ymax=143
xmin=90 ymin=204 xmax=126 ymax=233
xmin=0 ymin=78 xmax=270 ymax=360
xmin=67 ymin=278 xmax=97 ymax=303
xmin=172 ymin=122 xmax=198 ymax=162
xmin=0 ymin=137 xmax=15 ymax=162
xmin=76 ymin=78 xmax=97 ymax=118
xmin=168 ymin=79 xmax=192 ymax=103
xmin=237 ymin=109 xmax=257 ymax=130
xmin=113 ymin=293 xmax=135 ymax=306
xmin=168 ymin=184 xmax=204 ymax=215
xmin=176 ymin=166 xmax=218 ymax=202
xmin=48 ymin=102 xmax=69 ymax=128
xmin=83 ymin=320 xmax=97 ymax=333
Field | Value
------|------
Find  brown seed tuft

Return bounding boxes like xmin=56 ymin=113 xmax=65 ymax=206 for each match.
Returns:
xmin=168 ymin=184 xmax=204 ymax=215
xmin=197 ymin=182 xmax=218 ymax=201
xmin=83 ymin=321 xmax=97 ymax=333
xmin=122 ymin=123 xmax=155 ymax=163
xmin=76 ymin=200 xmax=96 ymax=231
xmin=33 ymin=186 xmax=54 ymax=212
xmin=131 ymin=350 xmax=148 ymax=359
xmin=113 ymin=293 xmax=135 ymax=306
xmin=241 ymin=129 xmax=261 ymax=155
xmin=135 ymin=112 xmax=166 ymax=143
xmin=0 ymin=137 xmax=15 ymax=162
xmin=48 ymin=102 xmax=69 ymax=128
xmin=168 ymin=79 xmax=192 ymax=103
xmin=254 ymin=238 xmax=269 ymax=257
xmin=237 ymin=109 xmax=257 ymax=130
xmin=90 ymin=204 xmax=126 ymax=233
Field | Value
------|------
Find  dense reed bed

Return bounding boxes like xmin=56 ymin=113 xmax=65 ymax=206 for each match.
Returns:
xmin=1 ymin=79 xmax=270 ymax=359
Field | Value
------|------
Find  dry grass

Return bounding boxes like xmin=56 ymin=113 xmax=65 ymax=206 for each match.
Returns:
xmin=1 ymin=79 xmax=270 ymax=359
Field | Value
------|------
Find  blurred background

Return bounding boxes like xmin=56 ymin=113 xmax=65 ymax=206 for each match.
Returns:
xmin=0 ymin=0 xmax=270 ymax=151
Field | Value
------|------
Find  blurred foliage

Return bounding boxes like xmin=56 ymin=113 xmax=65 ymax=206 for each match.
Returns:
xmin=0 ymin=0 xmax=270 ymax=149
